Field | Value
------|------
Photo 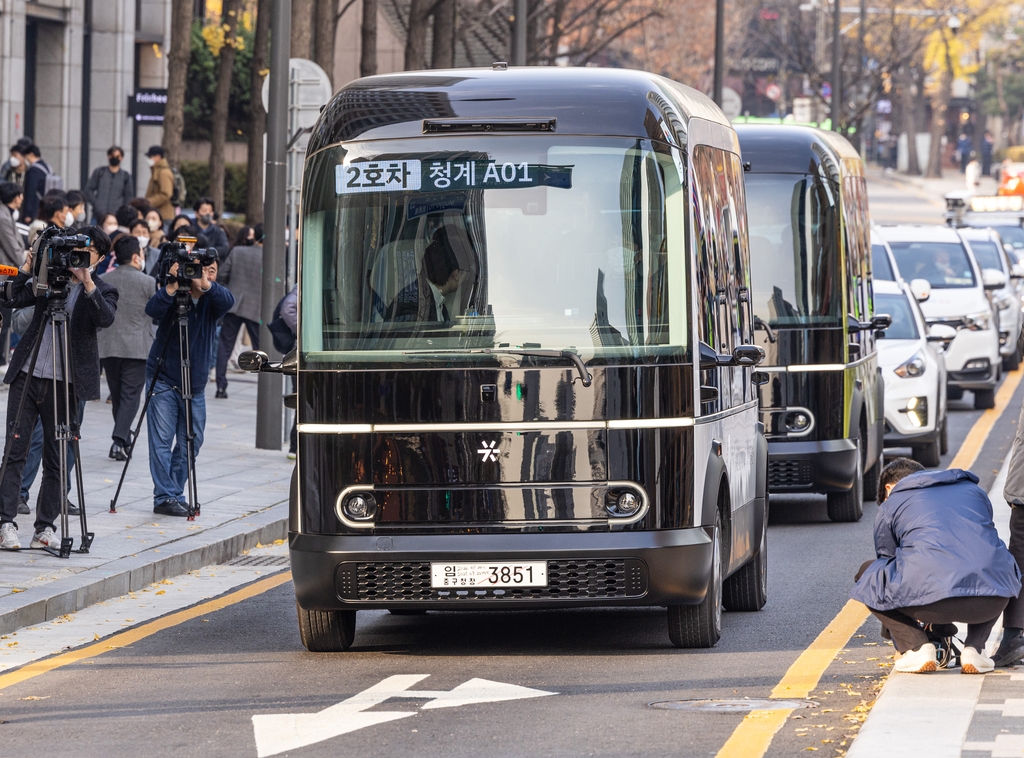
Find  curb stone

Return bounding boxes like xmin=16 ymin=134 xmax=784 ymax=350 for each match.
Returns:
xmin=0 ymin=502 xmax=288 ymax=635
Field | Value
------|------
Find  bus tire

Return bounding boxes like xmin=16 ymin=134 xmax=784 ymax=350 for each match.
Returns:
xmin=827 ymin=441 xmax=864 ymax=522
xmin=863 ymin=451 xmax=881 ymax=502
xmin=297 ymin=602 xmax=356 ymax=652
xmin=974 ymin=388 xmax=996 ymax=410
xmin=668 ymin=510 xmax=723 ymax=648
xmin=722 ymin=497 xmax=768 ymax=612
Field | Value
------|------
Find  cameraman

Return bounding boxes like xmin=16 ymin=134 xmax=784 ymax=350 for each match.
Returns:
xmin=0 ymin=227 xmax=118 ymax=551
xmin=145 ymin=250 xmax=233 ymax=517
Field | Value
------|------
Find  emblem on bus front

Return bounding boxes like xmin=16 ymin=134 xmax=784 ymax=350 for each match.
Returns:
xmin=477 ymin=440 xmax=499 ymax=462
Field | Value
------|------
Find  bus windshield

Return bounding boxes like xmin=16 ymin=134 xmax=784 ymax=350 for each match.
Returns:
xmin=299 ymin=137 xmax=688 ymax=368
xmin=744 ymin=173 xmax=842 ymax=328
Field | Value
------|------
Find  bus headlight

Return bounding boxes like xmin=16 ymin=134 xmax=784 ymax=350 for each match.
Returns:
xmin=785 ymin=411 xmax=811 ymax=432
xmin=607 ymin=491 xmax=642 ymax=517
xmin=343 ymin=493 xmax=378 ymax=521
xmin=894 ymin=351 xmax=926 ymax=378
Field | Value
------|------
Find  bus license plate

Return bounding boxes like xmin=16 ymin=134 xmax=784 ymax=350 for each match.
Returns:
xmin=430 ymin=562 xmax=547 ymax=589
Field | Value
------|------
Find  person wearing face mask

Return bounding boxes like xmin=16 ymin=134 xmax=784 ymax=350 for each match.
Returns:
xmin=192 ymin=197 xmax=229 ymax=258
xmin=127 ymin=219 xmax=159 ymax=274
xmin=21 ymin=145 xmax=54 ymax=224
xmin=0 ymin=183 xmax=24 ymax=368
xmin=1 ymin=139 xmax=32 ymax=186
xmin=26 ymin=194 xmax=70 ymax=247
xmin=145 ymin=210 xmax=165 ymax=248
xmin=85 ymin=146 xmax=135 ymax=225
xmin=144 ymin=146 xmax=175 ymax=221
xmin=100 ymin=213 xmax=118 ymax=237
xmin=64 ymin=190 xmax=87 ymax=229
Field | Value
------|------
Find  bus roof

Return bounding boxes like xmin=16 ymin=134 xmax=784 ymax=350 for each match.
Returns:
xmin=307 ymin=66 xmax=733 ymax=154
xmin=734 ymin=124 xmax=861 ymax=177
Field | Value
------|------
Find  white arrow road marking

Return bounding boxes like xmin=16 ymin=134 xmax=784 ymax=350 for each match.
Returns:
xmin=251 ymin=674 xmax=555 ymax=757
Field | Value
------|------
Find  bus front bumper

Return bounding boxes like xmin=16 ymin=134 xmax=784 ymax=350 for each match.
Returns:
xmin=289 ymin=528 xmax=714 ymax=610
xmin=766 ymin=438 xmax=859 ymax=494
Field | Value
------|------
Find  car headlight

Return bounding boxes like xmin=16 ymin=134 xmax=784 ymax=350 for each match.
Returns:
xmin=965 ymin=310 xmax=991 ymax=330
xmin=894 ymin=351 xmax=926 ymax=378
xmin=996 ymin=294 xmax=1013 ymax=311
xmin=903 ymin=396 xmax=928 ymax=428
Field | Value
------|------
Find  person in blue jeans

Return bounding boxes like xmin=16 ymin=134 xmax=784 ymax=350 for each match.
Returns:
xmin=145 ymin=258 xmax=233 ymax=517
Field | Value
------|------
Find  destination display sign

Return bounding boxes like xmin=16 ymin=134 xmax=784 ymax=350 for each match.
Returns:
xmin=336 ymin=157 xmax=572 ymax=195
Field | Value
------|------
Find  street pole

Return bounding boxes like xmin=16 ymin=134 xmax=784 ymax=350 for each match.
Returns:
xmin=256 ymin=0 xmax=290 ymax=450
xmin=512 ymin=0 xmax=526 ymax=66
xmin=832 ymin=0 xmax=842 ymax=132
xmin=713 ymin=0 xmax=724 ymax=106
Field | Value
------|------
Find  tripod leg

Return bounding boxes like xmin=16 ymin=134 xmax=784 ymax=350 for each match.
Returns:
xmin=52 ymin=316 xmax=72 ymax=559
xmin=177 ymin=307 xmax=200 ymax=520
xmin=62 ymin=336 xmax=92 ymax=552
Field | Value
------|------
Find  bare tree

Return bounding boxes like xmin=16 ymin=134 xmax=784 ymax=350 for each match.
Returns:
xmin=404 ymin=0 xmax=432 ymax=70
xmin=361 ymin=0 xmax=378 ymax=77
xmin=432 ymin=0 xmax=457 ymax=69
xmin=164 ymin=0 xmax=193 ymax=169
xmin=528 ymin=0 xmax=662 ymax=67
xmin=247 ymin=0 xmax=271 ymax=223
xmin=314 ymin=0 xmax=338 ymax=85
xmin=292 ymin=0 xmax=314 ymax=57
xmin=925 ymin=31 xmax=955 ymax=178
xmin=210 ymin=0 xmax=243 ymax=214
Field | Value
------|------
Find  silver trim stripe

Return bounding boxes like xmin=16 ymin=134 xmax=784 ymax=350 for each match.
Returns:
xmin=300 ymin=417 xmax=695 ymax=434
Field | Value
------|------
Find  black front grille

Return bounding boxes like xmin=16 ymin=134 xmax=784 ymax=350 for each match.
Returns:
xmin=337 ymin=559 xmax=648 ymax=601
xmin=768 ymin=459 xmax=813 ymax=488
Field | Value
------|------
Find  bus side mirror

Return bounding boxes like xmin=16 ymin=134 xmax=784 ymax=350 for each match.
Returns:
xmin=848 ymin=313 xmax=891 ymax=332
xmin=751 ymin=371 xmax=769 ymax=386
xmin=910 ymin=278 xmax=931 ymax=302
xmin=731 ymin=344 xmax=765 ymax=367
xmin=870 ymin=314 xmax=892 ymax=331
xmin=238 ymin=349 xmax=297 ymax=376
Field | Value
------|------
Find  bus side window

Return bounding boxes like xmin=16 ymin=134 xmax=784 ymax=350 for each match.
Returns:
xmin=724 ymin=151 xmax=753 ymax=404
xmin=692 ymin=146 xmax=722 ymax=413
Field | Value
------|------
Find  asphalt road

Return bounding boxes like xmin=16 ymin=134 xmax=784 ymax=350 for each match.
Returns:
xmin=0 ymin=178 xmax=1019 ymax=758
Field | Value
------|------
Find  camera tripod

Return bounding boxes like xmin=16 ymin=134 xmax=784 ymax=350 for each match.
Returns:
xmin=0 ymin=293 xmax=94 ymax=558
xmin=109 ymin=287 xmax=201 ymax=520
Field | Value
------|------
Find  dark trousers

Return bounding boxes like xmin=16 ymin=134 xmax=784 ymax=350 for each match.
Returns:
xmin=0 ymin=307 xmax=12 ymax=366
xmin=0 ymin=372 xmax=77 ymax=532
xmin=215 ymin=313 xmax=259 ymax=392
xmin=1005 ymin=506 xmax=1024 ymax=628
xmin=20 ymin=400 xmax=85 ymax=501
xmin=870 ymin=596 xmax=1009 ymax=653
xmin=102 ymin=357 xmax=147 ymax=447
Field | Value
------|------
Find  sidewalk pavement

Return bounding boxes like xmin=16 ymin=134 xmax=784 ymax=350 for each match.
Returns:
xmin=864 ymin=162 xmax=1001 ymax=200
xmin=0 ymin=371 xmax=294 ymax=634
xmin=848 ymin=457 xmax=1024 ymax=758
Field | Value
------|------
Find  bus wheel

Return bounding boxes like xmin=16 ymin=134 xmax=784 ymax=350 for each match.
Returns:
xmin=668 ymin=510 xmax=723 ymax=648
xmin=297 ymin=602 xmax=356 ymax=652
xmin=827 ymin=442 xmax=864 ymax=522
xmin=863 ymin=451 xmax=881 ymax=502
xmin=723 ymin=497 xmax=767 ymax=612
xmin=974 ymin=388 xmax=996 ymax=410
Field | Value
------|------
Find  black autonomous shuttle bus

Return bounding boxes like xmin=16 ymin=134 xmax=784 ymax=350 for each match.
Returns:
xmin=244 ymin=67 xmax=768 ymax=650
xmin=735 ymin=125 xmax=888 ymax=522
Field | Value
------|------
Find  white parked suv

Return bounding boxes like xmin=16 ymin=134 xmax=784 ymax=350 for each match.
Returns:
xmin=958 ymin=227 xmax=1024 ymax=370
xmin=875 ymin=279 xmax=950 ymax=467
xmin=878 ymin=224 xmax=1002 ymax=409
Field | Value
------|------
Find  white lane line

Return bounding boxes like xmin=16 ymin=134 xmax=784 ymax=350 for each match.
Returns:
xmin=0 ymin=543 xmax=288 ymax=676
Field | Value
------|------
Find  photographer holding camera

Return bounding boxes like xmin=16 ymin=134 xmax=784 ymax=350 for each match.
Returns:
xmin=0 ymin=226 xmax=117 ymax=550
xmin=145 ymin=242 xmax=233 ymax=517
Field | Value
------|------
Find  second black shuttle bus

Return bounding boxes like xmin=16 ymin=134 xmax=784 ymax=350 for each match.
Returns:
xmin=736 ymin=125 xmax=888 ymax=522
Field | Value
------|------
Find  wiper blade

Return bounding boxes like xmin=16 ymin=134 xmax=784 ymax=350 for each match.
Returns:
xmin=404 ymin=347 xmax=593 ymax=387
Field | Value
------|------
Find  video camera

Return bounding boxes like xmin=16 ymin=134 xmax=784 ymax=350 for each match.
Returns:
xmin=33 ymin=227 xmax=93 ymax=298
xmin=156 ymin=237 xmax=218 ymax=288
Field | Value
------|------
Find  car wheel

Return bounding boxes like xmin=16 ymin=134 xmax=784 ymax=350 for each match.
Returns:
xmin=947 ymin=385 xmax=964 ymax=401
xmin=297 ymin=602 xmax=356 ymax=652
xmin=722 ymin=495 xmax=768 ymax=612
xmin=827 ymin=439 xmax=864 ymax=522
xmin=912 ymin=439 xmax=941 ymax=468
xmin=1005 ymin=352 xmax=1021 ymax=372
xmin=974 ymin=388 xmax=996 ymax=410
xmin=668 ymin=509 xmax=723 ymax=648
xmin=940 ymin=415 xmax=949 ymax=455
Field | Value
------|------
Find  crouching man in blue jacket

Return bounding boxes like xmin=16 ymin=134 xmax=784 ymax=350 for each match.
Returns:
xmin=852 ymin=458 xmax=1021 ymax=674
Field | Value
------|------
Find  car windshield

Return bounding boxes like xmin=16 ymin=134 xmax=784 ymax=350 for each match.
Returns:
xmin=745 ymin=173 xmax=842 ymax=327
xmin=875 ymin=292 xmax=919 ymax=340
xmin=967 ymin=239 xmax=1004 ymax=272
xmin=993 ymin=225 xmax=1024 ymax=251
xmin=872 ymin=244 xmax=895 ymax=281
xmin=887 ymin=241 xmax=976 ymax=289
xmin=299 ymin=137 xmax=687 ymax=368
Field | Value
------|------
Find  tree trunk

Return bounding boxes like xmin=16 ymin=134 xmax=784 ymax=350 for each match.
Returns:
xmin=164 ymin=0 xmax=193 ymax=169
xmin=431 ymin=0 xmax=456 ymax=69
xmin=360 ymin=0 xmax=377 ymax=77
xmin=901 ymin=66 xmax=920 ymax=176
xmin=925 ymin=36 xmax=954 ymax=179
xmin=210 ymin=0 xmax=242 ymax=215
xmin=404 ymin=0 xmax=431 ymax=71
xmin=313 ymin=0 xmax=336 ymax=86
xmin=291 ymin=0 xmax=314 ymax=58
xmin=246 ymin=0 xmax=271 ymax=223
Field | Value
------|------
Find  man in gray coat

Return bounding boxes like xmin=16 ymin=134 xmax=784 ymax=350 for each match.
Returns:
xmin=0 ymin=182 xmax=24 ymax=268
xmin=98 ymin=236 xmax=155 ymax=460
xmin=214 ymin=240 xmax=261 ymax=399
xmin=85 ymin=146 xmax=135 ymax=224
xmin=1000 ymin=380 xmax=1024 ymax=667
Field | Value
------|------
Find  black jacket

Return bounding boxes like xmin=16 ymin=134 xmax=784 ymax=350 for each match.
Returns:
xmin=22 ymin=160 xmax=49 ymax=221
xmin=85 ymin=166 xmax=135 ymax=219
xmin=1 ymin=271 xmax=119 ymax=400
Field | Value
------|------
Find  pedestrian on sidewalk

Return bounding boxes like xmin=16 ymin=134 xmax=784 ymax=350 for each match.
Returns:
xmin=853 ymin=458 xmax=1021 ymax=675
xmin=0 ymin=227 xmax=118 ymax=551
xmin=99 ymin=235 xmax=155 ymax=462
xmin=85 ymin=146 xmax=134 ymax=225
xmin=997 ymin=396 xmax=1024 ymax=666
xmin=144 ymin=257 xmax=233 ymax=517
xmin=214 ymin=232 xmax=261 ymax=399
xmin=143 ymin=146 xmax=175 ymax=222
xmin=982 ymin=132 xmax=995 ymax=177
xmin=21 ymin=145 xmax=58 ymax=224
xmin=958 ymin=134 xmax=973 ymax=173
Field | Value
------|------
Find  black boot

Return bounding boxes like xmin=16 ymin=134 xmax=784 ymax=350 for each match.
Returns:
xmin=994 ymin=628 xmax=1024 ymax=667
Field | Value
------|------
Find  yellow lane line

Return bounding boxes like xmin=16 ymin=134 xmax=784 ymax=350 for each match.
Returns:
xmin=715 ymin=367 xmax=1024 ymax=758
xmin=948 ymin=367 xmax=1024 ymax=471
xmin=0 ymin=571 xmax=291 ymax=693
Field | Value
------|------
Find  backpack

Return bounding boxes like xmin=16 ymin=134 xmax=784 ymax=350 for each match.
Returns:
xmin=170 ymin=167 xmax=187 ymax=207
xmin=38 ymin=160 xmax=63 ymax=195
xmin=268 ymin=293 xmax=297 ymax=354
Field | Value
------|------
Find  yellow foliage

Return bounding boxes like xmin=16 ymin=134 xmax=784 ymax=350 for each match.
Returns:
xmin=202 ymin=23 xmax=225 ymax=57
xmin=923 ymin=0 xmax=1011 ymax=86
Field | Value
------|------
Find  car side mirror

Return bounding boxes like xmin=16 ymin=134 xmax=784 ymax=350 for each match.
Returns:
xmin=909 ymin=278 xmax=931 ymax=302
xmin=927 ymin=323 xmax=957 ymax=344
xmin=1012 ymin=263 xmax=1024 ymax=281
xmin=983 ymin=268 xmax=1008 ymax=290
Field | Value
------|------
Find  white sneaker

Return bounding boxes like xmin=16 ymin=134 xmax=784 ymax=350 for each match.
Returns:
xmin=0 ymin=522 xmax=19 ymax=550
xmin=894 ymin=643 xmax=938 ymax=673
xmin=961 ymin=645 xmax=995 ymax=674
xmin=29 ymin=527 xmax=58 ymax=550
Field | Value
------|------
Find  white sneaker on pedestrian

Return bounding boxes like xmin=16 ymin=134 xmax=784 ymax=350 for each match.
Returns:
xmin=894 ymin=643 xmax=938 ymax=673
xmin=961 ymin=646 xmax=995 ymax=674
xmin=0 ymin=522 xmax=19 ymax=550
xmin=30 ymin=527 xmax=58 ymax=550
